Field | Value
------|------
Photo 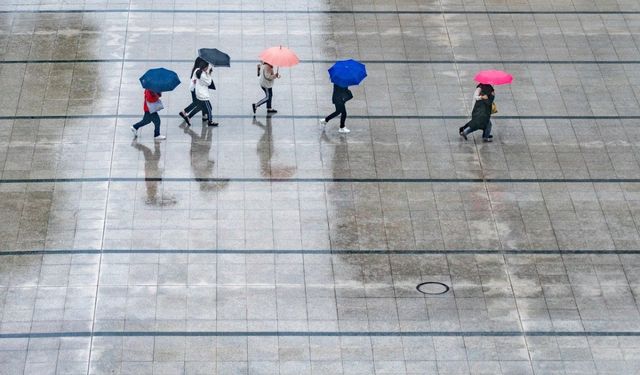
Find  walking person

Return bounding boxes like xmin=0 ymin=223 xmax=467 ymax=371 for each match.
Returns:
xmin=319 ymin=84 xmax=353 ymax=133
xmin=179 ymin=57 xmax=209 ymax=126
xmin=130 ymin=88 xmax=166 ymax=140
xmin=252 ymin=61 xmax=280 ymax=114
xmin=195 ymin=63 xmax=218 ymax=127
xmin=459 ymin=83 xmax=494 ymax=142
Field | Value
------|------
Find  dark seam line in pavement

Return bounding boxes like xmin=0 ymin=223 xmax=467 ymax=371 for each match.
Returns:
xmin=1 ymin=249 xmax=639 ymax=256
xmin=1 ymin=114 xmax=638 ymax=120
xmin=1 ymin=331 xmax=639 ymax=339
xmin=1 ymin=177 xmax=640 ymax=184
xmin=3 ymin=9 xmax=640 ymax=15
xmin=1 ymin=59 xmax=639 ymax=65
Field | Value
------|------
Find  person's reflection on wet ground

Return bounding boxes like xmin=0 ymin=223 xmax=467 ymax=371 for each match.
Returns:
xmin=252 ymin=115 xmax=296 ymax=178
xmin=181 ymin=124 xmax=228 ymax=191
xmin=131 ymin=140 xmax=176 ymax=206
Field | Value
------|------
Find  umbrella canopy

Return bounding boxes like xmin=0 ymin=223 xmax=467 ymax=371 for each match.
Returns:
xmin=328 ymin=59 xmax=367 ymax=88
xmin=474 ymin=70 xmax=513 ymax=85
xmin=139 ymin=68 xmax=181 ymax=92
xmin=198 ymin=48 xmax=231 ymax=67
xmin=259 ymin=46 xmax=299 ymax=67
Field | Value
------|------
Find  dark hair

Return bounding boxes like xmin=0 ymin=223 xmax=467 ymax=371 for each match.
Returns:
xmin=191 ymin=57 xmax=208 ymax=75
xmin=477 ymin=83 xmax=494 ymax=96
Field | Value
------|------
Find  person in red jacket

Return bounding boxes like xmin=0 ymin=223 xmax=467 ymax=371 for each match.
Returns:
xmin=131 ymin=89 xmax=166 ymax=140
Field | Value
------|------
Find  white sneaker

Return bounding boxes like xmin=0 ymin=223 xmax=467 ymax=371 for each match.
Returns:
xmin=338 ymin=127 xmax=350 ymax=133
xmin=319 ymin=119 xmax=327 ymax=127
xmin=154 ymin=135 xmax=166 ymax=141
xmin=130 ymin=126 xmax=138 ymax=137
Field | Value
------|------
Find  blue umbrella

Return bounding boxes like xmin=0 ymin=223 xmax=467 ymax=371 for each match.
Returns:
xmin=328 ymin=59 xmax=367 ymax=88
xmin=139 ymin=68 xmax=181 ymax=93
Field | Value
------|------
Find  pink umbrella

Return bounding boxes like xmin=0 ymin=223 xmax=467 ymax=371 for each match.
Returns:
xmin=474 ymin=70 xmax=513 ymax=85
xmin=259 ymin=46 xmax=300 ymax=68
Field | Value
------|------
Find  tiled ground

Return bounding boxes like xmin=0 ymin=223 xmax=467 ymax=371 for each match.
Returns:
xmin=2 ymin=0 xmax=640 ymax=374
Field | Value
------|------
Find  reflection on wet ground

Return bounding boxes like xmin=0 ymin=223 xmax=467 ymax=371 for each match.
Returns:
xmin=2 ymin=0 xmax=640 ymax=374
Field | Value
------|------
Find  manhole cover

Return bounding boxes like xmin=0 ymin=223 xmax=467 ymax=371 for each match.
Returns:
xmin=416 ymin=282 xmax=450 ymax=295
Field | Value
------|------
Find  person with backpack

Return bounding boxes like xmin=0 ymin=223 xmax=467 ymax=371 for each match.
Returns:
xmin=319 ymin=84 xmax=353 ymax=133
xmin=251 ymin=61 xmax=280 ymax=114
xmin=130 ymin=88 xmax=166 ymax=140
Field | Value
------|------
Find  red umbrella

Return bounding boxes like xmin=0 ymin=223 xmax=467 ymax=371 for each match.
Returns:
xmin=259 ymin=46 xmax=300 ymax=68
xmin=474 ymin=70 xmax=513 ymax=85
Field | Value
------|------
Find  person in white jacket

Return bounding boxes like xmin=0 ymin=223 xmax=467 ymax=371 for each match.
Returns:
xmin=195 ymin=64 xmax=218 ymax=127
xmin=179 ymin=58 xmax=209 ymax=126
xmin=252 ymin=61 xmax=280 ymax=114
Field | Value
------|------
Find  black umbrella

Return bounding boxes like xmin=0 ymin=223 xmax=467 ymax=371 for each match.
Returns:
xmin=198 ymin=48 xmax=231 ymax=67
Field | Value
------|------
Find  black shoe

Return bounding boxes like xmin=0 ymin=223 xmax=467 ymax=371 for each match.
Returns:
xmin=459 ymin=126 xmax=464 ymax=134
xmin=267 ymin=108 xmax=277 ymax=114
xmin=179 ymin=112 xmax=191 ymax=126
xmin=460 ymin=132 xmax=467 ymax=140
xmin=252 ymin=103 xmax=257 ymax=114
xmin=208 ymin=121 xmax=219 ymax=127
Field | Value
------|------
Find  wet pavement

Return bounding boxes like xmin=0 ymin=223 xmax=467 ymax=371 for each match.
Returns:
xmin=2 ymin=0 xmax=640 ymax=374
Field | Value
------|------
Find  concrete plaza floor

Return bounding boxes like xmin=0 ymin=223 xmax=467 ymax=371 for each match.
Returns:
xmin=2 ymin=0 xmax=640 ymax=374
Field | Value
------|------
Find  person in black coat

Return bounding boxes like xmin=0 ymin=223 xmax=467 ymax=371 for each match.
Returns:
xmin=320 ymin=84 xmax=353 ymax=133
xmin=460 ymin=83 xmax=495 ymax=142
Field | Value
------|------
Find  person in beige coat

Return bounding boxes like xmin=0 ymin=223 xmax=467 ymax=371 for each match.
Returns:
xmin=252 ymin=61 xmax=280 ymax=114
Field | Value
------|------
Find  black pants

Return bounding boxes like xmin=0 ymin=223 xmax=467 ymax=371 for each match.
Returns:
xmin=325 ymin=102 xmax=347 ymax=128
xmin=197 ymin=98 xmax=213 ymax=122
xmin=183 ymin=91 xmax=199 ymax=117
xmin=133 ymin=112 xmax=161 ymax=137
xmin=184 ymin=91 xmax=208 ymax=119
xmin=256 ymin=87 xmax=273 ymax=108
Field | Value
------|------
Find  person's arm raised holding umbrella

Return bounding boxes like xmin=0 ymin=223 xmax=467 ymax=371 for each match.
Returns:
xmin=252 ymin=46 xmax=299 ymax=115
xmin=194 ymin=64 xmax=218 ymax=127
xmin=193 ymin=48 xmax=230 ymax=127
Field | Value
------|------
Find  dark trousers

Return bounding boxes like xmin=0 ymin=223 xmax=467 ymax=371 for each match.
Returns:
xmin=461 ymin=120 xmax=492 ymax=138
xmin=184 ymin=91 xmax=199 ymax=117
xmin=325 ymin=102 xmax=347 ymax=127
xmin=256 ymin=87 xmax=273 ymax=108
xmin=133 ymin=112 xmax=161 ymax=137
xmin=197 ymin=98 xmax=213 ymax=122
xmin=184 ymin=91 xmax=208 ymax=119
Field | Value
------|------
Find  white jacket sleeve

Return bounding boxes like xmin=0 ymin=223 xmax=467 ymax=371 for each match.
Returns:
xmin=471 ymin=87 xmax=482 ymax=112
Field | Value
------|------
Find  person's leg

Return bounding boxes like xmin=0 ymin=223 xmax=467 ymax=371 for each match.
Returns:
xmin=150 ymin=112 xmax=161 ymax=137
xmin=266 ymin=88 xmax=273 ymax=109
xmin=203 ymin=100 xmax=217 ymax=126
xmin=463 ymin=126 xmax=478 ymax=136
xmin=133 ymin=112 xmax=152 ymax=130
xmin=325 ymin=104 xmax=341 ymax=122
xmin=339 ymin=103 xmax=347 ymax=128
xmin=256 ymin=87 xmax=269 ymax=108
xmin=482 ymin=120 xmax=493 ymax=139
xmin=184 ymin=92 xmax=199 ymax=116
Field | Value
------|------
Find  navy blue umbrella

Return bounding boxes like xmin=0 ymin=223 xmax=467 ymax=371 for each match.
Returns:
xmin=328 ymin=59 xmax=367 ymax=88
xmin=198 ymin=48 xmax=231 ymax=67
xmin=139 ymin=68 xmax=181 ymax=92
